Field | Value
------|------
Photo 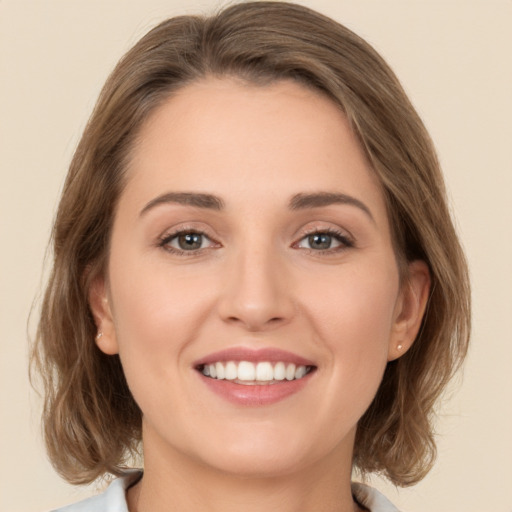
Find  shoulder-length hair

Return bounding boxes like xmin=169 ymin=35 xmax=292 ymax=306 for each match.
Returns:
xmin=32 ymin=1 xmax=470 ymax=486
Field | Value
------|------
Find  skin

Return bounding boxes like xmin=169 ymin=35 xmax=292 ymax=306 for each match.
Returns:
xmin=90 ymin=78 xmax=430 ymax=512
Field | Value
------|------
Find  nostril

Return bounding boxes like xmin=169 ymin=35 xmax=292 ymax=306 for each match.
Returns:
xmin=217 ymin=270 xmax=295 ymax=330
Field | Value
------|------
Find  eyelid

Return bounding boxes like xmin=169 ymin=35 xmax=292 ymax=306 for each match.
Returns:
xmin=157 ymin=225 xmax=221 ymax=256
xmin=292 ymin=225 xmax=355 ymax=253
xmin=155 ymin=222 xmax=355 ymax=256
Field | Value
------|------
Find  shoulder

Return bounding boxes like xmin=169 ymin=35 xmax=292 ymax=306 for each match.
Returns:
xmin=51 ymin=470 xmax=142 ymax=512
xmin=351 ymin=482 xmax=401 ymax=512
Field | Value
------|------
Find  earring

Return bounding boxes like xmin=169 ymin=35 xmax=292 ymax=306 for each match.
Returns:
xmin=397 ymin=344 xmax=403 ymax=350
xmin=95 ymin=332 xmax=104 ymax=340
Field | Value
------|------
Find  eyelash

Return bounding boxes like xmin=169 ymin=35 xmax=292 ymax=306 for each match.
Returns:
xmin=157 ymin=227 xmax=354 ymax=257
xmin=293 ymin=227 xmax=354 ymax=255
xmin=158 ymin=228 xmax=217 ymax=257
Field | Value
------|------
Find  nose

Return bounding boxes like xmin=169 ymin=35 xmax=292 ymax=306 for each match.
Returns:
xmin=217 ymin=245 xmax=295 ymax=332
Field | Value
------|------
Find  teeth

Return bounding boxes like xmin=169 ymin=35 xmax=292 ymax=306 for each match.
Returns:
xmin=286 ymin=363 xmax=296 ymax=381
xmin=215 ymin=362 xmax=225 ymax=380
xmin=274 ymin=362 xmax=286 ymax=381
xmin=256 ymin=362 xmax=273 ymax=381
xmin=238 ymin=361 xmax=256 ymax=381
xmin=225 ymin=361 xmax=237 ymax=380
xmin=295 ymin=365 xmax=307 ymax=379
xmin=200 ymin=361 xmax=311 ymax=382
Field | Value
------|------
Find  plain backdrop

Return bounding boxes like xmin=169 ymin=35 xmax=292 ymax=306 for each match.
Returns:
xmin=1 ymin=1 xmax=511 ymax=511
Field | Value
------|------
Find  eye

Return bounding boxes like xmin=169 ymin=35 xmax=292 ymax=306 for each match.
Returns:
xmin=295 ymin=230 xmax=353 ymax=252
xmin=159 ymin=230 xmax=216 ymax=253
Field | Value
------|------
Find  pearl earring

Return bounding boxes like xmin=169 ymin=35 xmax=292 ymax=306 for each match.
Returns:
xmin=397 ymin=344 xmax=403 ymax=350
xmin=95 ymin=332 xmax=104 ymax=340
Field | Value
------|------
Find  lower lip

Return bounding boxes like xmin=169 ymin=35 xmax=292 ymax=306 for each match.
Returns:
xmin=198 ymin=372 xmax=314 ymax=406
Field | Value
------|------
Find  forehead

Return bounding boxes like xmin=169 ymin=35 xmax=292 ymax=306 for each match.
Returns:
xmin=122 ymin=77 xmax=387 ymax=222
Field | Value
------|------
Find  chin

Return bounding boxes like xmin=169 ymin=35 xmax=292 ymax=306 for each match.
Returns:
xmin=192 ymin=426 xmax=331 ymax=479
xmin=205 ymin=449 xmax=308 ymax=479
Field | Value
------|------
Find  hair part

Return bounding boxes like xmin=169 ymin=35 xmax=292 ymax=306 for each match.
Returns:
xmin=32 ymin=1 xmax=470 ymax=486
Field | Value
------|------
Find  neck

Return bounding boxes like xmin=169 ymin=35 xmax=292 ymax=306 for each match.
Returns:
xmin=128 ymin=429 xmax=360 ymax=512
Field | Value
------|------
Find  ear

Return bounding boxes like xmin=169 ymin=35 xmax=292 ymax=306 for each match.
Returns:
xmin=88 ymin=274 xmax=119 ymax=355
xmin=388 ymin=260 xmax=431 ymax=361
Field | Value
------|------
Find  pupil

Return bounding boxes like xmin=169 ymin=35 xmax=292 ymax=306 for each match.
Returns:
xmin=178 ymin=233 xmax=202 ymax=250
xmin=309 ymin=233 xmax=331 ymax=249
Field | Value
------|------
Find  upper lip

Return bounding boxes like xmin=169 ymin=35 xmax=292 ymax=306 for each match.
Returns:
xmin=193 ymin=347 xmax=316 ymax=368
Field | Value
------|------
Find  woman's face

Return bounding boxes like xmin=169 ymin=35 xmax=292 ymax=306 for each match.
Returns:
xmin=93 ymin=78 xmax=426 ymax=478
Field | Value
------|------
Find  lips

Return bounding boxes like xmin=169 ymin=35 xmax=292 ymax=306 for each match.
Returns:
xmin=195 ymin=347 xmax=315 ymax=367
xmin=194 ymin=347 xmax=316 ymax=406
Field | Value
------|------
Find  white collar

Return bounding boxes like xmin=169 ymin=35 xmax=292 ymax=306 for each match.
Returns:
xmin=54 ymin=471 xmax=399 ymax=512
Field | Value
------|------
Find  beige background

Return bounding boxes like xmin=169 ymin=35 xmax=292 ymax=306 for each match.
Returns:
xmin=1 ymin=1 xmax=511 ymax=511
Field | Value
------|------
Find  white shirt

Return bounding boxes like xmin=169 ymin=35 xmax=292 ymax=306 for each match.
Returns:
xmin=52 ymin=470 xmax=400 ymax=512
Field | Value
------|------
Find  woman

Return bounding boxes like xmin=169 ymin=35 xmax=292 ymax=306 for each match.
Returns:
xmin=33 ymin=2 xmax=470 ymax=511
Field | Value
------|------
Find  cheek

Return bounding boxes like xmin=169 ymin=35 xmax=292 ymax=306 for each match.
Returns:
xmin=303 ymin=263 xmax=399 ymax=400
xmin=109 ymin=248 xmax=215 ymax=338
xmin=311 ymin=263 xmax=397 ymax=333
xmin=107 ymin=255 xmax=220 ymax=388
xmin=106 ymin=269 xmax=203 ymax=426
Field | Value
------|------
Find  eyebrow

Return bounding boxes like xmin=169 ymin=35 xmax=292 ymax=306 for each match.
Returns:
xmin=140 ymin=190 xmax=374 ymax=222
xmin=140 ymin=192 xmax=225 ymax=216
xmin=289 ymin=192 xmax=375 ymax=222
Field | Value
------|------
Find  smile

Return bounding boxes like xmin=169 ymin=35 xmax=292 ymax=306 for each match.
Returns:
xmin=194 ymin=347 xmax=317 ymax=405
xmin=199 ymin=361 xmax=313 ymax=384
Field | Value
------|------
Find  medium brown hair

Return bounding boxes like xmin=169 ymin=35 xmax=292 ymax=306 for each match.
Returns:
xmin=32 ymin=1 xmax=470 ymax=487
